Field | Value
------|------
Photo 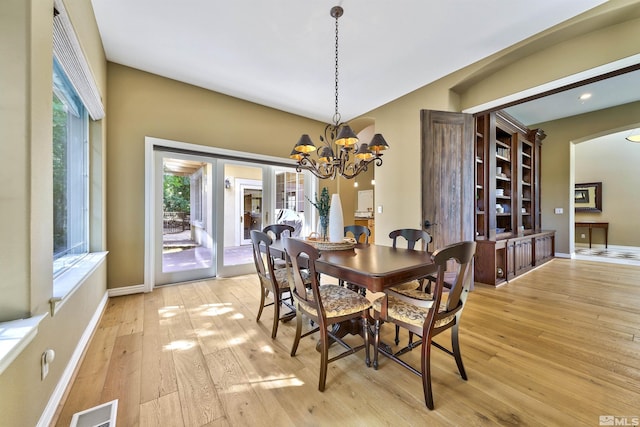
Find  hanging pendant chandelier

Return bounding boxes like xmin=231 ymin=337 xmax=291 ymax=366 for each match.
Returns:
xmin=289 ymin=5 xmax=390 ymax=180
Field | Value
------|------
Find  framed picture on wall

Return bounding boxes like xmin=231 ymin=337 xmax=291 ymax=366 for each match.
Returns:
xmin=574 ymin=188 xmax=589 ymax=203
xmin=575 ymin=182 xmax=602 ymax=212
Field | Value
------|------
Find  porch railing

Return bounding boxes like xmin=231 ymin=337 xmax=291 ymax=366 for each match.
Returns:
xmin=163 ymin=212 xmax=190 ymax=234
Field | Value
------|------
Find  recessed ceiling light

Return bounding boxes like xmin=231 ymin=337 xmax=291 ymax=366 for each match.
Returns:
xmin=579 ymin=93 xmax=592 ymax=101
xmin=626 ymin=129 xmax=640 ymax=142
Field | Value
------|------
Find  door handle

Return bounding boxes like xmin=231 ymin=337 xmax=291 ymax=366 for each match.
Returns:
xmin=424 ymin=220 xmax=437 ymax=229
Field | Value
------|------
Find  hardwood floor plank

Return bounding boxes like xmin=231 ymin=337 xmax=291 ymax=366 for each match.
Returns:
xmin=163 ymin=284 xmax=225 ymax=425
xmin=140 ymin=288 xmax=178 ymax=403
xmin=205 ymin=346 xmax=294 ymax=426
xmin=139 ymin=391 xmax=184 ymax=427
xmin=101 ymin=332 xmax=143 ymax=427
xmin=54 ymin=324 xmax=120 ymax=426
xmin=55 ymin=258 xmax=640 ymax=426
xmin=118 ymin=293 xmax=145 ymax=335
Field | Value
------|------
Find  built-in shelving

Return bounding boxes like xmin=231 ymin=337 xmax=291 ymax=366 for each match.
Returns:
xmin=474 ymin=110 xmax=554 ymax=286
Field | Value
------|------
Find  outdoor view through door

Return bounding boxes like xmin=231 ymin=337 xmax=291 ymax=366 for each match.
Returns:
xmin=150 ymin=145 xmax=312 ymax=285
xmin=162 ymin=157 xmax=214 ymax=275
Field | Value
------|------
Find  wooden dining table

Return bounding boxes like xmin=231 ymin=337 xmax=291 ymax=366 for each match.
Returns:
xmin=269 ymin=239 xmax=437 ymax=294
xmin=269 ymin=238 xmax=437 ymax=344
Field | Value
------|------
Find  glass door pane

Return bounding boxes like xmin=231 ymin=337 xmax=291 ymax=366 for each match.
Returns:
xmin=216 ymin=162 xmax=312 ymax=277
xmin=273 ymin=169 xmax=307 ymax=238
xmin=154 ymin=151 xmax=216 ymax=285
xmin=218 ymin=162 xmax=264 ymax=276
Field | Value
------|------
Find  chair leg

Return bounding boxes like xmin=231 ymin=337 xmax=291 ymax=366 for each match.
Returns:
xmin=451 ymin=323 xmax=467 ymax=380
xmin=421 ymin=337 xmax=435 ymax=410
xmin=373 ymin=319 xmax=381 ymax=370
xmin=362 ymin=313 xmax=371 ymax=367
xmin=271 ymin=293 xmax=280 ymax=339
xmin=290 ymin=308 xmax=303 ymax=357
xmin=318 ymin=325 xmax=329 ymax=392
xmin=256 ymin=286 xmax=266 ymax=322
xmin=394 ymin=324 xmax=416 ymax=346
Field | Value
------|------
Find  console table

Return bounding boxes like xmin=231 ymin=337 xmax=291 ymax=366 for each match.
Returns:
xmin=575 ymin=221 xmax=608 ymax=248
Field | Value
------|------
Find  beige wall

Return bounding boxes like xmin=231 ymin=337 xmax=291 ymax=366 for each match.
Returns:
xmin=538 ymin=101 xmax=640 ymax=248
xmin=106 ymin=64 xmax=327 ymax=288
xmin=0 ymin=0 xmax=108 ymax=425
xmin=535 ymin=101 xmax=640 ymax=253
xmin=1 ymin=0 xmax=32 ymax=321
xmin=575 ymin=127 xmax=640 ymax=247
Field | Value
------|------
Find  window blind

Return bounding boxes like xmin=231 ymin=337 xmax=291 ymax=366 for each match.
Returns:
xmin=52 ymin=0 xmax=105 ymax=120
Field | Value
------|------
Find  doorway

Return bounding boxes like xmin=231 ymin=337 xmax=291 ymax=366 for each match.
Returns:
xmin=145 ymin=137 xmax=315 ymax=287
xmin=237 ymin=179 xmax=263 ymax=245
xmin=153 ymin=151 xmax=216 ymax=285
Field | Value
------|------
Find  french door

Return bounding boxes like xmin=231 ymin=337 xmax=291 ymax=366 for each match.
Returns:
xmin=153 ymin=151 xmax=216 ymax=285
xmin=145 ymin=138 xmax=314 ymax=288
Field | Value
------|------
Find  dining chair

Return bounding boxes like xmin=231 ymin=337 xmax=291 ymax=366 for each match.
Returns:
xmin=338 ymin=225 xmax=371 ymax=291
xmin=285 ymin=237 xmax=372 ymax=392
xmin=262 ymin=224 xmax=295 ymax=240
xmin=263 ymin=224 xmax=295 ymax=268
xmin=371 ymin=240 xmax=477 ymax=409
xmin=344 ymin=224 xmax=371 ymax=244
xmin=250 ymin=230 xmax=300 ymax=339
xmin=387 ymin=228 xmax=433 ymax=344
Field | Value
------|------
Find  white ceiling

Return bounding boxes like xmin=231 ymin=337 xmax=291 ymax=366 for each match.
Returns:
xmin=90 ymin=0 xmax=609 ymax=124
xmin=504 ymin=68 xmax=640 ymax=126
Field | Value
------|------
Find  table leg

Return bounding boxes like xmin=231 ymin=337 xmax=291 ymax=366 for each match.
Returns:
xmin=588 ymin=227 xmax=593 ymax=249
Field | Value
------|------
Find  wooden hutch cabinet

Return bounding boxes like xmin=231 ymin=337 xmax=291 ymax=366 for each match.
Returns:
xmin=474 ymin=111 xmax=554 ymax=285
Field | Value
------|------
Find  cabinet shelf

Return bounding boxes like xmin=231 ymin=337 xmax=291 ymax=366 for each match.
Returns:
xmin=474 ymin=110 xmax=553 ymax=286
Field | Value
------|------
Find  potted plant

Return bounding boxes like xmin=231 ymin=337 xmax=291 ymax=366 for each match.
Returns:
xmin=308 ymin=187 xmax=330 ymax=241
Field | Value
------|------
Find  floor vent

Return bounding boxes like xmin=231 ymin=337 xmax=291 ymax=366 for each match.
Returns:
xmin=70 ymin=399 xmax=118 ymax=427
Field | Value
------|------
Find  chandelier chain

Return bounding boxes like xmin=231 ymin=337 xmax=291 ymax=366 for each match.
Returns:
xmin=334 ymin=12 xmax=340 ymax=126
xmin=289 ymin=5 xmax=389 ymax=180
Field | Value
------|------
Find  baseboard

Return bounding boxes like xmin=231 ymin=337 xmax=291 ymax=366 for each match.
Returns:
xmin=37 ymin=291 xmax=109 ymax=427
xmin=574 ymin=243 xmax=640 ymax=251
xmin=108 ymin=283 xmax=146 ymax=297
xmin=554 ymin=252 xmax=571 ymax=259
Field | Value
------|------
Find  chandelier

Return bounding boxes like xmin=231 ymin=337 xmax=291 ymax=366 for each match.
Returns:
xmin=289 ymin=6 xmax=390 ymax=180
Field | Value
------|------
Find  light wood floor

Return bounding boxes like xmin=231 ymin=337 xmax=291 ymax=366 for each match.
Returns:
xmin=54 ymin=258 xmax=640 ymax=426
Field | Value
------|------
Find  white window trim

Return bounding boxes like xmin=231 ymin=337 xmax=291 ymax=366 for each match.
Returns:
xmin=51 ymin=251 xmax=108 ymax=316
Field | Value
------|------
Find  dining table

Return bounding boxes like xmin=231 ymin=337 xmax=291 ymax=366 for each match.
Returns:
xmin=269 ymin=238 xmax=437 ymax=293
xmin=268 ymin=238 xmax=437 ymax=342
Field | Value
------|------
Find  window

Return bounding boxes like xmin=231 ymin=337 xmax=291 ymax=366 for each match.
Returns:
xmin=275 ymin=170 xmax=305 ymax=212
xmin=52 ymin=58 xmax=89 ymax=276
